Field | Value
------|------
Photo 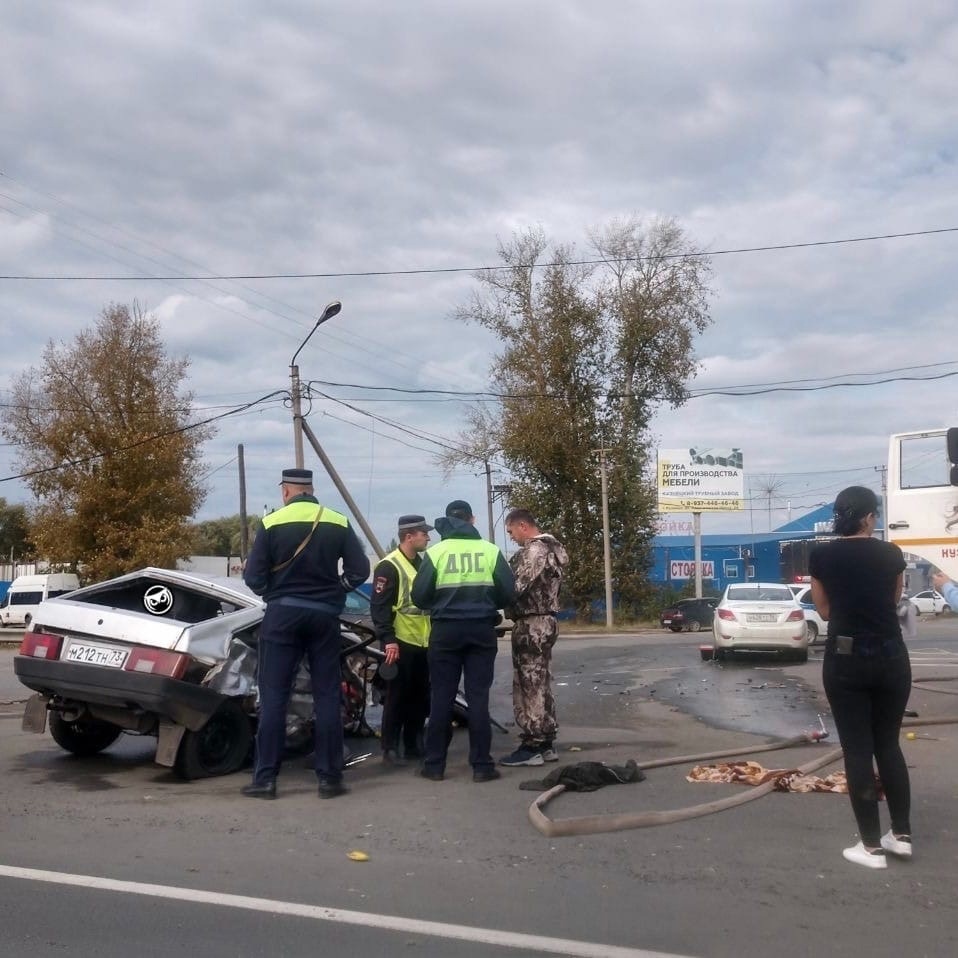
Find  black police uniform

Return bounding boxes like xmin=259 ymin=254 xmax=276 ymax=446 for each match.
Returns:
xmin=243 ymin=470 xmax=369 ymax=794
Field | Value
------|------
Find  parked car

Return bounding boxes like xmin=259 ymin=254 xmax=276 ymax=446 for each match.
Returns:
xmin=13 ymin=567 xmax=465 ymax=780
xmin=712 ymin=582 xmax=809 ymax=662
xmin=792 ymin=585 xmax=827 ymax=644
xmin=659 ymin=597 xmax=718 ymax=633
xmin=907 ymin=589 xmax=950 ymax=615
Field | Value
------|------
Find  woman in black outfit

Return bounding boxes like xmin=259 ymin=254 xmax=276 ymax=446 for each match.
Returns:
xmin=809 ymin=486 xmax=912 ymax=870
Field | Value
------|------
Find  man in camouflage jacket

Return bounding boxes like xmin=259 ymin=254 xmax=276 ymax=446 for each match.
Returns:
xmin=499 ymin=509 xmax=569 ymax=768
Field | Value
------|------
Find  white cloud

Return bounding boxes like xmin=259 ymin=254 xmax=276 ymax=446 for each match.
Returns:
xmin=3 ymin=1 xmax=958 ymax=549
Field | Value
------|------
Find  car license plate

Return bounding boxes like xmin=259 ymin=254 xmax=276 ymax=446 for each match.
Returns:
xmin=65 ymin=642 xmax=129 ymax=668
xmin=662 ymin=618 xmax=672 ymax=625
xmin=748 ymin=614 xmax=777 ymax=623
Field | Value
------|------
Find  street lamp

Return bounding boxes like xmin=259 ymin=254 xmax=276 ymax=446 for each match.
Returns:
xmin=289 ymin=300 xmax=342 ymax=468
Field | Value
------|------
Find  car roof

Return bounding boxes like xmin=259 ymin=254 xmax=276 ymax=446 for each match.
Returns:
xmin=726 ymin=582 xmax=790 ymax=590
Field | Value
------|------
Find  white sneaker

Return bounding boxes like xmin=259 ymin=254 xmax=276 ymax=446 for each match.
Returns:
xmin=843 ymin=842 xmax=887 ymax=869
xmin=880 ymin=831 xmax=912 ymax=858
xmin=541 ymin=746 xmax=558 ymax=763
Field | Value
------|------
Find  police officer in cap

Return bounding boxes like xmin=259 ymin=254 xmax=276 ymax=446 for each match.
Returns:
xmin=242 ymin=468 xmax=370 ymax=799
xmin=411 ymin=500 xmax=515 ymax=782
xmin=370 ymin=514 xmax=434 ymax=766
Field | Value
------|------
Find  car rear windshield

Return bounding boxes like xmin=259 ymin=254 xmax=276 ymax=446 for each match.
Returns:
xmin=70 ymin=580 xmax=245 ymax=621
xmin=727 ymin=587 xmax=793 ymax=602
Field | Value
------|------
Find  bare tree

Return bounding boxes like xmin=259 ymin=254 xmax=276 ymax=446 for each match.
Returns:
xmin=754 ymin=475 xmax=787 ymax=532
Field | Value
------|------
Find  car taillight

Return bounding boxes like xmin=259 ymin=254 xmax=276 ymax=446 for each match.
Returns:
xmin=717 ymin=609 xmax=737 ymax=621
xmin=19 ymin=631 xmax=64 ymax=659
xmin=124 ymin=647 xmax=190 ymax=679
xmin=787 ymin=610 xmax=804 ymax=622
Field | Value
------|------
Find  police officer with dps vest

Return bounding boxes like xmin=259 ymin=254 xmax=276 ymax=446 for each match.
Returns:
xmin=242 ymin=468 xmax=370 ymax=800
xmin=411 ymin=500 xmax=515 ymax=783
xmin=370 ymin=514 xmax=433 ymax=766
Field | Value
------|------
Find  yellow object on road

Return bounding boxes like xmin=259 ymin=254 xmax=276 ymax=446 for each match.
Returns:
xmin=347 ymin=850 xmax=370 ymax=862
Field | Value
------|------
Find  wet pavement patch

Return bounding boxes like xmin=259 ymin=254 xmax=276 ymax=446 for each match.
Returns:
xmin=647 ymin=659 xmax=828 ymax=739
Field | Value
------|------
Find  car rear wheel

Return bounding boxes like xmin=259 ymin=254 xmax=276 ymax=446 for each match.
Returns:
xmin=686 ymin=619 xmax=702 ymax=633
xmin=791 ymin=649 xmax=809 ymax=664
xmin=805 ymin=621 xmax=819 ymax=643
xmin=49 ymin=712 xmax=122 ymax=757
xmin=175 ymin=701 xmax=252 ymax=780
xmin=943 ymin=605 xmax=952 ymax=614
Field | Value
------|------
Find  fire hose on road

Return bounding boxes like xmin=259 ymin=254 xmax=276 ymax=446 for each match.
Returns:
xmin=528 ymin=714 xmax=958 ymax=838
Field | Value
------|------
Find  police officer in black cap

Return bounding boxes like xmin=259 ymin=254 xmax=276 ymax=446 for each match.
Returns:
xmin=370 ymin=514 xmax=434 ymax=766
xmin=242 ymin=468 xmax=370 ymax=799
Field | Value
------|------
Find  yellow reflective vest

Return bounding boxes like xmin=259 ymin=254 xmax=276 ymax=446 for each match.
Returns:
xmin=384 ymin=548 xmax=430 ymax=647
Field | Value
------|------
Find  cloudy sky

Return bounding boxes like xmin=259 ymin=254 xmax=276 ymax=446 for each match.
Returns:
xmin=2 ymin=1 xmax=957 ymax=553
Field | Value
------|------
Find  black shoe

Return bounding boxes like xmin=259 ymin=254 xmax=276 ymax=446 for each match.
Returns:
xmin=473 ymin=768 xmax=502 ymax=783
xmin=382 ymin=749 xmax=408 ymax=767
xmin=420 ymin=767 xmax=444 ymax=781
xmin=318 ymin=780 xmax=350 ymax=800
xmin=241 ymin=781 xmax=277 ymax=800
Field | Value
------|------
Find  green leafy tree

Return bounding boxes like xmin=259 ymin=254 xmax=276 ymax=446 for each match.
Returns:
xmin=448 ymin=219 xmax=712 ymax=615
xmin=1 ymin=303 xmax=213 ymax=580
xmin=191 ymin=515 xmax=261 ymax=556
xmin=0 ymin=497 xmax=34 ymax=560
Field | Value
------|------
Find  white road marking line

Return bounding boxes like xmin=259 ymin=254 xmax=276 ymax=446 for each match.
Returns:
xmin=0 ymin=864 xmax=695 ymax=958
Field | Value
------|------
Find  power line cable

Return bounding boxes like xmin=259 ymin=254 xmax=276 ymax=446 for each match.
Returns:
xmin=1 ymin=390 xmax=286 ymax=483
xmin=692 ymin=369 xmax=958 ymax=397
xmin=2 ymin=227 xmax=955 ymax=281
xmin=0 ymin=187 xmax=430 ymax=379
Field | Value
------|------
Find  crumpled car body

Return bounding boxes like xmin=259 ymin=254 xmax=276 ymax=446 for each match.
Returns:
xmin=13 ymin=567 xmax=393 ymax=779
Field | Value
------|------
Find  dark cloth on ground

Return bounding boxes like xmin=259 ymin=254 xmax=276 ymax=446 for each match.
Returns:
xmin=518 ymin=759 xmax=645 ymax=791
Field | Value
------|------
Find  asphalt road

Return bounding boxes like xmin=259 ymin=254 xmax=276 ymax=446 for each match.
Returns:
xmin=1 ymin=622 xmax=957 ymax=957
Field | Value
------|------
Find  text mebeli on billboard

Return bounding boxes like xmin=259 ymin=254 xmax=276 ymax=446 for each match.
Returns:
xmin=657 ymin=448 xmax=744 ymax=512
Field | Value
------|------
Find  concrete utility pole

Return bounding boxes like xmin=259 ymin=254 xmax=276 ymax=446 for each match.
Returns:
xmin=300 ymin=418 xmax=385 ymax=559
xmin=290 ymin=301 xmax=342 ymax=469
xmin=484 ymin=459 xmax=495 ymax=542
xmin=595 ymin=446 xmax=614 ymax=627
xmin=237 ymin=443 xmax=249 ymax=562
xmin=491 ymin=483 xmax=513 ymax=551
xmin=875 ymin=464 xmax=888 ymax=540
xmin=693 ymin=511 xmax=702 ymax=598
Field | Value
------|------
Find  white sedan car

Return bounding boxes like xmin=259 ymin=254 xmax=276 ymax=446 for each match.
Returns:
xmin=907 ymin=590 xmax=950 ymax=615
xmin=792 ymin=585 xmax=828 ymax=645
xmin=712 ymin=582 xmax=810 ymax=662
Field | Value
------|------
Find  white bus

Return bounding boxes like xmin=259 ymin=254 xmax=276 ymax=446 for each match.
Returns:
xmin=887 ymin=428 xmax=958 ymax=580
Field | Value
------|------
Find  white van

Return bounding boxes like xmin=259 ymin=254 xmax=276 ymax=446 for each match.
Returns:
xmin=0 ymin=573 xmax=81 ymax=629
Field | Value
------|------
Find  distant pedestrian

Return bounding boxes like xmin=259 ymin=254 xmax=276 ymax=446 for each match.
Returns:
xmin=499 ymin=509 xmax=568 ymax=768
xmin=411 ymin=500 xmax=515 ymax=783
xmin=809 ymin=485 xmax=912 ymax=868
xmin=370 ymin=514 xmax=433 ymax=766
xmin=931 ymin=570 xmax=958 ymax=611
xmin=242 ymin=468 xmax=370 ymax=800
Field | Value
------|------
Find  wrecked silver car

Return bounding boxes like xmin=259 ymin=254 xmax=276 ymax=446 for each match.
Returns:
xmin=13 ymin=567 xmax=390 ymax=779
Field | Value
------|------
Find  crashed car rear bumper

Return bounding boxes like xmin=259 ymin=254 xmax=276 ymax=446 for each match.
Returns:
xmin=14 ymin=655 xmax=226 ymax=731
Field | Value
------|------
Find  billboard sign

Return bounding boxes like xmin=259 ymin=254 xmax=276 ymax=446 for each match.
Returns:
xmin=670 ymin=560 xmax=715 ymax=580
xmin=657 ymin=447 xmax=745 ymax=512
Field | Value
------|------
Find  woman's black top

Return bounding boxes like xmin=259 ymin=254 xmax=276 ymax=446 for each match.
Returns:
xmin=808 ymin=537 xmax=905 ymax=641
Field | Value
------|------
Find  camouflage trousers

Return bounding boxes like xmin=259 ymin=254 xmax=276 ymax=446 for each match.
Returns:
xmin=510 ymin=615 xmax=558 ymax=747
